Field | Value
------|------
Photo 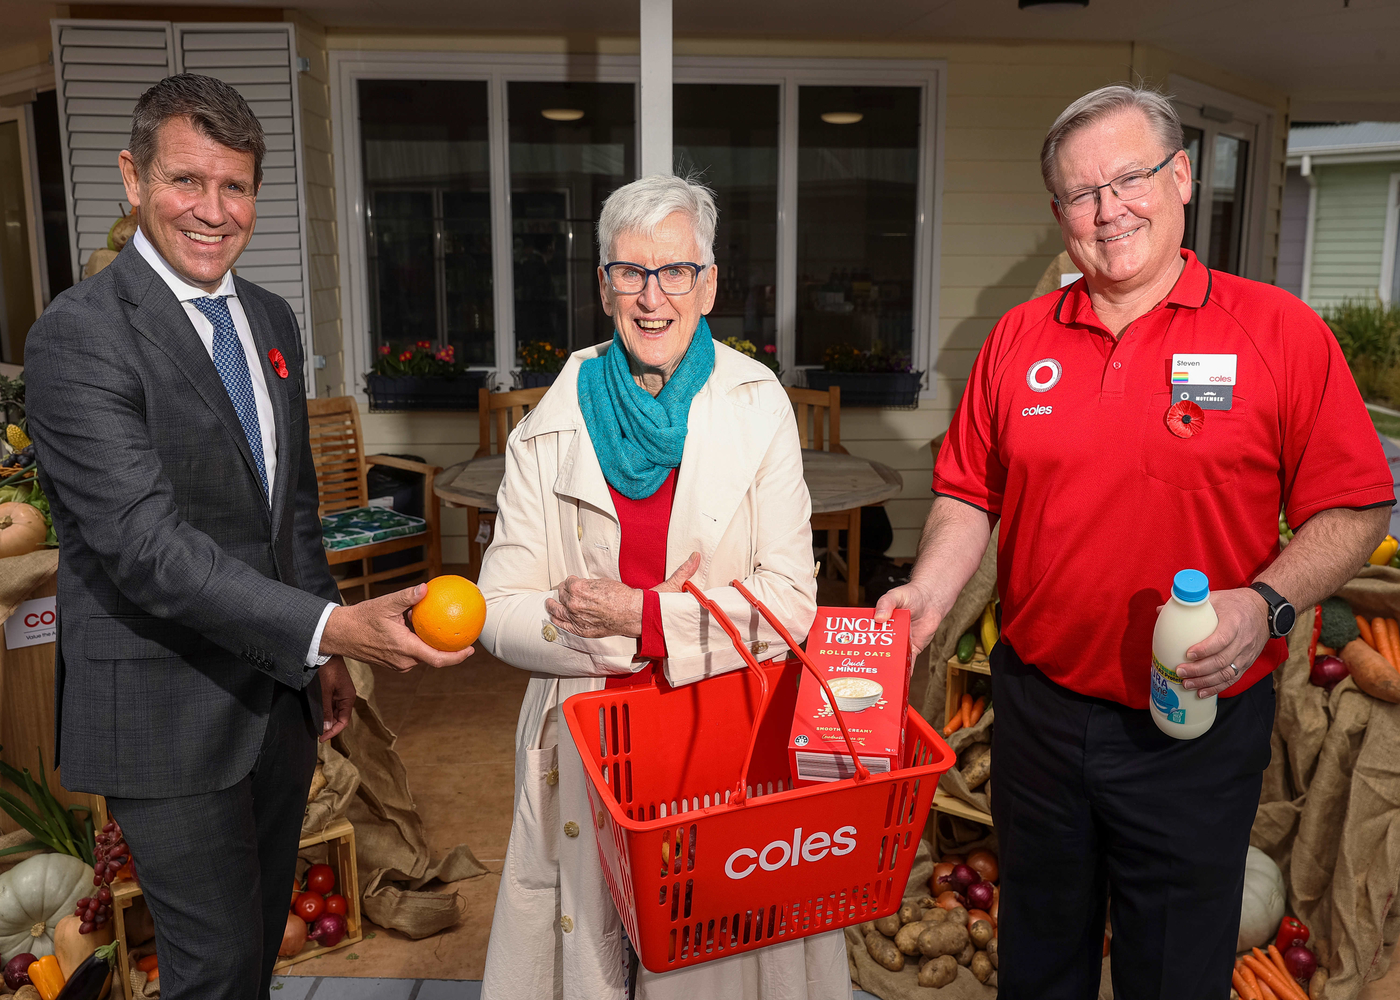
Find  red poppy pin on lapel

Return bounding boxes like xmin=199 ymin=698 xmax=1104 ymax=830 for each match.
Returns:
xmin=1165 ymin=399 xmax=1205 ymax=439
xmin=268 ymin=348 xmax=289 ymax=379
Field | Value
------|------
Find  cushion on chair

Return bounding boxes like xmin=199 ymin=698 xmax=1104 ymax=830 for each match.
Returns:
xmin=321 ymin=506 xmax=427 ymax=550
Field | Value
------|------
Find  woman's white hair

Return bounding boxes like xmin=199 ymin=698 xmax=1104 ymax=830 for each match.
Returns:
xmin=1040 ymin=84 xmax=1184 ymax=192
xmin=597 ymin=173 xmax=718 ymax=267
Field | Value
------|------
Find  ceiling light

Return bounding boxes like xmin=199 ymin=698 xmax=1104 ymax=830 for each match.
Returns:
xmin=1018 ymin=0 xmax=1089 ymax=7
xmin=541 ymin=108 xmax=585 ymax=121
xmin=821 ymin=112 xmax=863 ymax=125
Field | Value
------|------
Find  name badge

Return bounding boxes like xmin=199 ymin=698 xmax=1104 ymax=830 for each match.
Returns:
xmin=1170 ymin=353 xmax=1236 ymax=410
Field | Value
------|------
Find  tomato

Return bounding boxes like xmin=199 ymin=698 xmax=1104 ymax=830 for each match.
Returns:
xmin=324 ymin=894 xmax=348 ymax=916
xmin=294 ymin=892 xmax=325 ymax=922
xmin=306 ymin=864 xmax=336 ymax=896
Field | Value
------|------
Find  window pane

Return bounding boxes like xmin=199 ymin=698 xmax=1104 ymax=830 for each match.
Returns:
xmin=1208 ymin=133 xmax=1249 ymax=274
xmin=674 ymin=84 xmax=779 ymax=356
xmin=796 ymin=86 xmax=921 ymax=367
xmin=509 ymin=82 xmax=634 ymax=355
xmin=359 ymin=79 xmax=494 ymax=364
xmin=1181 ymin=125 xmax=1203 ymax=254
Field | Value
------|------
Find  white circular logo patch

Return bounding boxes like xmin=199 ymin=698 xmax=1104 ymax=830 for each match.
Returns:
xmin=1027 ymin=358 xmax=1062 ymax=393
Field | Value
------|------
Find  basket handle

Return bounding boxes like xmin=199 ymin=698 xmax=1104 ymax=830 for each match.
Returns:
xmin=682 ymin=581 xmax=774 ymax=806
xmin=730 ymin=579 xmax=873 ymax=783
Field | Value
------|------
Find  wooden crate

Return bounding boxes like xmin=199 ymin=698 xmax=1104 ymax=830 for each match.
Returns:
xmin=111 ymin=817 xmax=362 ymax=998
xmin=931 ymin=649 xmax=994 ymax=829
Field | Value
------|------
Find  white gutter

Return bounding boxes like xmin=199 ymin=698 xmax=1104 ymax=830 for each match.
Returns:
xmin=1301 ymin=156 xmax=1318 ymax=305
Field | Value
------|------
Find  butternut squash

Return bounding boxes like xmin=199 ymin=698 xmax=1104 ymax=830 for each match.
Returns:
xmin=0 ymin=502 xmax=45 ymax=558
xmin=54 ymin=912 xmax=113 ymax=979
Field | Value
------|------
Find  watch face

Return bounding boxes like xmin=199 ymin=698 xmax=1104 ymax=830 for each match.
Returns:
xmin=1275 ymin=603 xmax=1297 ymax=637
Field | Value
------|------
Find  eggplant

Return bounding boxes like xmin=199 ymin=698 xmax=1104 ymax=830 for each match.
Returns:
xmin=55 ymin=943 xmax=117 ymax=1000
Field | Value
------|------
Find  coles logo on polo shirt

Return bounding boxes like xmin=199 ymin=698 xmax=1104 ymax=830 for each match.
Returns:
xmin=1026 ymin=358 xmax=1062 ymax=393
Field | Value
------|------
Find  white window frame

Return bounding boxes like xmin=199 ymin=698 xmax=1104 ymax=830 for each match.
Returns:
xmin=1381 ymin=172 xmax=1400 ymax=307
xmin=331 ymin=50 xmax=946 ymax=401
xmin=0 ymin=101 xmax=46 ymax=363
xmin=1169 ymin=74 xmax=1274 ymax=281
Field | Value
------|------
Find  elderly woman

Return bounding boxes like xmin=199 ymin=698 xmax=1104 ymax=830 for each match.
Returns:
xmin=477 ymin=175 xmax=848 ymax=1000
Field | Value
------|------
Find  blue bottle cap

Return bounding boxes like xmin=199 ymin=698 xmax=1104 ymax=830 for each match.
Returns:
xmin=1172 ymin=569 xmax=1210 ymax=604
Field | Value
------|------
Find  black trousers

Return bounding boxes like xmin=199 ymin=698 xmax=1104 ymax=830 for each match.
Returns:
xmin=988 ymin=642 xmax=1274 ymax=1000
xmin=108 ymin=682 xmax=318 ymax=1000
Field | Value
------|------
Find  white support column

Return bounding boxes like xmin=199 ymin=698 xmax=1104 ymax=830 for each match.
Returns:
xmin=639 ymin=0 xmax=672 ymax=176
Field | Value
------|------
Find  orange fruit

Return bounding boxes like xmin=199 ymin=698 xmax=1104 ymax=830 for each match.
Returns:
xmin=412 ymin=575 xmax=486 ymax=652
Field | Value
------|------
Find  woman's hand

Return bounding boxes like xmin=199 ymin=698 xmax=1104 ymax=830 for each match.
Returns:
xmin=546 ymin=553 xmax=702 ymax=639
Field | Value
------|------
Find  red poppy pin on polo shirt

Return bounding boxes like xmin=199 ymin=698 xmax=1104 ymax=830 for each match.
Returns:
xmin=1166 ymin=399 xmax=1205 ymax=439
xmin=268 ymin=348 xmax=289 ymax=379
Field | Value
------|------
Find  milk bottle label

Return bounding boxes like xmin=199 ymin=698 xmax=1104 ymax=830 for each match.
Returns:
xmin=1151 ymin=653 xmax=1186 ymax=724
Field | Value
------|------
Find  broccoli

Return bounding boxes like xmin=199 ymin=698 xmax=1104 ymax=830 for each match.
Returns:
xmin=1319 ymin=597 xmax=1360 ymax=650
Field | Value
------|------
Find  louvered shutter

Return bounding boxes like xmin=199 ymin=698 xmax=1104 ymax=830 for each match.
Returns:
xmin=174 ymin=24 xmax=313 ymax=349
xmin=50 ymin=20 xmax=174 ymax=281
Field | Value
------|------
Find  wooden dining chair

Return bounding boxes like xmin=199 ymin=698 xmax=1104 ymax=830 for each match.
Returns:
xmin=786 ymin=385 xmax=862 ymax=605
xmin=307 ymin=397 xmax=442 ymax=602
xmin=466 ymin=386 xmax=549 ymax=575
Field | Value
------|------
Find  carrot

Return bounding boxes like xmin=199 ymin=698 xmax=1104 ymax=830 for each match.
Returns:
xmin=137 ymin=955 xmax=159 ymax=973
xmin=1239 ymin=964 xmax=1263 ymax=1000
xmin=967 ymin=696 xmax=987 ymax=726
xmin=1257 ymin=980 xmax=1279 ymax=1000
xmin=1251 ymin=949 xmax=1308 ymax=1000
xmin=1233 ymin=967 xmax=1258 ymax=1000
xmin=1315 ymin=644 xmax=1336 ymax=657
xmin=942 ymin=714 xmax=964 ymax=737
xmin=959 ymin=694 xmax=974 ymax=728
xmin=1373 ymin=618 xmax=1393 ymax=665
xmin=1386 ymin=619 xmax=1400 ymax=666
xmin=1357 ymin=615 xmax=1376 ymax=648
xmin=1267 ymin=945 xmax=1308 ymax=1000
xmin=1243 ymin=956 xmax=1297 ymax=1000
xmin=1340 ymin=638 xmax=1400 ymax=702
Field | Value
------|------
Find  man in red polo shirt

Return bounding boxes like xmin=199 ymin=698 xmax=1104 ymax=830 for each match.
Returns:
xmin=876 ymin=85 xmax=1393 ymax=998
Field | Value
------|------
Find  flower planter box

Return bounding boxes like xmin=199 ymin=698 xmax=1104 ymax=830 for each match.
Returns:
xmin=366 ymin=371 xmax=489 ymax=412
xmin=806 ymin=370 xmax=923 ymax=408
xmin=519 ymin=371 xmax=559 ymax=389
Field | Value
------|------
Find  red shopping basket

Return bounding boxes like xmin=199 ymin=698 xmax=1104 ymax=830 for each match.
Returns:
xmin=562 ymin=579 xmax=956 ymax=973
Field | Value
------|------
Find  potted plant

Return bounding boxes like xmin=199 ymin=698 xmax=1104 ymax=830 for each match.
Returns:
xmin=719 ymin=335 xmax=781 ymax=377
xmin=365 ymin=341 xmax=490 ymax=412
xmin=516 ymin=340 xmax=570 ymax=388
xmin=807 ymin=342 xmax=923 ymax=408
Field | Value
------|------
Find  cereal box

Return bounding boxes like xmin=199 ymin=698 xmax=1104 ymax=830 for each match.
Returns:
xmin=788 ymin=607 xmax=912 ymax=786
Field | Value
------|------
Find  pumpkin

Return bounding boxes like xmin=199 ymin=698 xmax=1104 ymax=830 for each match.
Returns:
xmin=1237 ymin=846 xmax=1286 ymax=953
xmin=0 ymin=502 xmax=46 ymax=558
xmin=54 ymin=913 xmax=113 ymax=978
xmin=0 ymin=854 xmax=94 ymax=963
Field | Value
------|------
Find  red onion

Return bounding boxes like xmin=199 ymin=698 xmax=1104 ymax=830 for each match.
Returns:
xmin=966 ymin=880 xmax=994 ymax=911
xmin=309 ymin=911 xmax=348 ymax=948
xmin=1311 ymin=655 xmax=1348 ymax=692
xmin=4 ymin=953 xmax=36 ymax=989
xmin=951 ymin=864 xmax=978 ymax=892
xmin=1283 ymin=944 xmax=1317 ymax=981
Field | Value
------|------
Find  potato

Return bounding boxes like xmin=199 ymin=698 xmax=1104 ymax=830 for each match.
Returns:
xmin=945 ymin=905 xmax=969 ymax=927
xmin=971 ymin=951 xmax=993 ymax=983
xmin=894 ymin=920 xmax=927 ymax=955
xmin=961 ymin=743 xmax=992 ymax=789
xmin=987 ymin=937 xmax=999 ymax=969
xmin=914 ymin=895 xmax=939 ymax=910
xmin=919 ymin=954 xmax=958 ymax=989
xmin=14 ymin=988 xmax=42 ymax=1000
xmin=859 ymin=921 xmax=875 ymax=935
xmin=873 ymin=913 xmax=902 ymax=937
xmin=956 ymin=942 xmax=975 ymax=966
xmin=918 ymin=920 xmax=970 ymax=958
xmin=864 ymin=930 xmax=904 ymax=972
xmin=969 ymin=918 xmax=994 ymax=948
xmin=898 ymin=901 xmax=922 ymax=925
xmin=921 ymin=906 xmax=948 ymax=924
xmin=1310 ymin=968 xmax=1328 ymax=1000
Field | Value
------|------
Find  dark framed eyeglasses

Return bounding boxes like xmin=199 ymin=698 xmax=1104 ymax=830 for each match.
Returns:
xmin=1054 ymin=150 xmax=1182 ymax=220
xmin=603 ymin=261 xmax=708 ymax=296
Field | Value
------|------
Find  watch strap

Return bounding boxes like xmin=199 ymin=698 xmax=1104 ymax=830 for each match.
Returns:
xmin=1249 ymin=582 xmax=1293 ymax=638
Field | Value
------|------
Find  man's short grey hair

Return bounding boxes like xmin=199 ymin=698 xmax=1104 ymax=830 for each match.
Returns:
xmin=597 ymin=174 xmax=718 ymax=267
xmin=129 ymin=73 xmax=267 ymax=188
xmin=1040 ymin=84 xmax=1184 ymax=193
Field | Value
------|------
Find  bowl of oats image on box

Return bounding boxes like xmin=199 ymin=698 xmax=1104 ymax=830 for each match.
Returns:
xmin=821 ymin=675 xmax=884 ymax=713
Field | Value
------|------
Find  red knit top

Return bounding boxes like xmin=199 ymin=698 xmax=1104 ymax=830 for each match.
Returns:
xmin=606 ymin=467 xmax=677 ymax=666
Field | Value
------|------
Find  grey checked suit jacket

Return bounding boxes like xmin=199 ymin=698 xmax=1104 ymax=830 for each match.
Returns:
xmin=24 ymin=242 xmax=342 ymax=799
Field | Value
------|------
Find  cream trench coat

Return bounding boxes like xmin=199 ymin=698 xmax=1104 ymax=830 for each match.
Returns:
xmin=477 ymin=340 xmax=851 ymax=1000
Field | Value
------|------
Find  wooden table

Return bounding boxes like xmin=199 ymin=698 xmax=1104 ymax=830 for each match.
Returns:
xmin=434 ymin=449 xmax=903 ymax=601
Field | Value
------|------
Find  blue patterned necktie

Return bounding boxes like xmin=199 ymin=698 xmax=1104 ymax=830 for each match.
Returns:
xmin=191 ymin=295 xmax=269 ymax=500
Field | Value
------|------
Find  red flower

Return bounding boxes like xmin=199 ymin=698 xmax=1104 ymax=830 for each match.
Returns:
xmin=399 ymin=350 xmax=413 ymax=362
xmin=267 ymin=348 xmax=289 ymax=379
xmin=763 ymin=344 xmax=777 ymax=354
xmin=435 ymin=345 xmax=456 ymax=362
xmin=416 ymin=340 xmax=432 ymax=350
xmin=1165 ymin=400 xmax=1205 ymax=439
xmin=378 ymin=344 xmax=391 ymax=356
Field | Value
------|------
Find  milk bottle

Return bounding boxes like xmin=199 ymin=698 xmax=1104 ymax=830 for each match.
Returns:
xmin=1150 ymin=569 xmax=1219 ymax=740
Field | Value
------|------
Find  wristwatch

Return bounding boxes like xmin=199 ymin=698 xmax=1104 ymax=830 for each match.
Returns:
xmin=1249 ymin=582 xmax=1297 ymax=639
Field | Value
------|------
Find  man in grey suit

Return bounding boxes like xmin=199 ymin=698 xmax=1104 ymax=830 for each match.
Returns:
xmin=25 ymin=74 xmax=471 ymax=999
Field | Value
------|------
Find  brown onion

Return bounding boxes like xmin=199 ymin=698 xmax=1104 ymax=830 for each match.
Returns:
xmin=931 ymin=862 xmax=956 ymax=895
xmin=936 ymin=891 xmax=967 ymax=910
xmin=967 ymin=908 xmax=994 ymax=930
xmin=966 ymin=850 xmax=999 ymax=883
xmin=939 ymin=854 xmax=965 ymax=867
xmin=280 ymin=913 xmax=308 ymax=957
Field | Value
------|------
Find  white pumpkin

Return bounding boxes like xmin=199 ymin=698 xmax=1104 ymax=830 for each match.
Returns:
xmin=1238 ymin=846 xmax=1287 ymax=953
xmin=0 ymin=853 xmax=94 ymax=963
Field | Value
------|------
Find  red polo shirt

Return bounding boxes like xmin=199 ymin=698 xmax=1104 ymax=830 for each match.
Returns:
xmin=934 ymin=250 xmax=1394 ymax=708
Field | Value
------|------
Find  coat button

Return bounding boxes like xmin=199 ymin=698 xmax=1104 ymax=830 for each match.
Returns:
xmin=750 ymin=641 xmax=768 ymax=655
xmin=542 ymin=623 xmax=558 ymax=642
xmin=564 ymin=821 xmax=580 ymax=838
xmin=561 ymin=915 xmax=574 ymax=933
xmin=545 ymin=768 xmax=559 ymax=786
xmin=577 ymin=524 xmax=583 ymax=540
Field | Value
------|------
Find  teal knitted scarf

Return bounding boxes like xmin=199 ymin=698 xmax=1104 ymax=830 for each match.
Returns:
xmin=577 ymin=317 xmax=716 ymax=500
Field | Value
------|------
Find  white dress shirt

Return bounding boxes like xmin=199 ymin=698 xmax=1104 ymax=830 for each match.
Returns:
xmin=133 ymin=229 xmax=335 ymax=667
